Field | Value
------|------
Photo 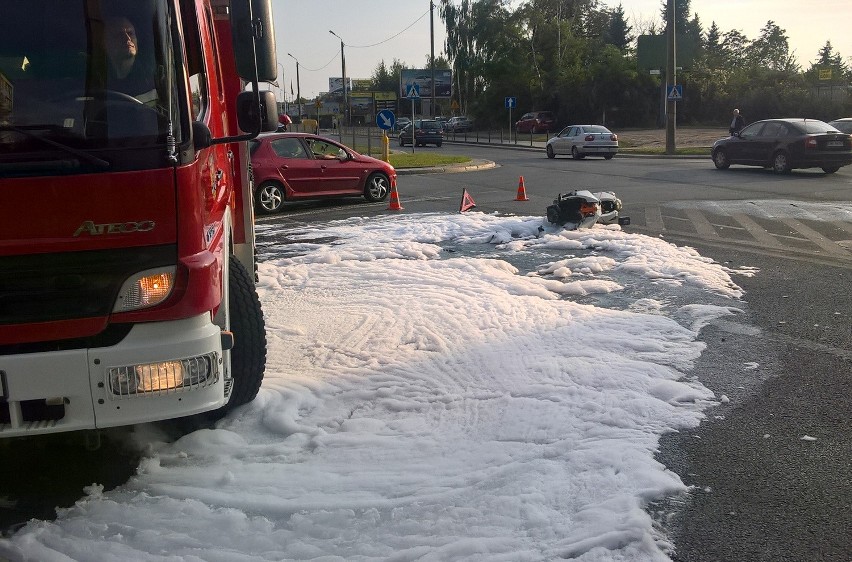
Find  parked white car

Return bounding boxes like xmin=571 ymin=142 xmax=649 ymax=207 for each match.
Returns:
xmin=546 ymin=125 xmax=618 ymax=159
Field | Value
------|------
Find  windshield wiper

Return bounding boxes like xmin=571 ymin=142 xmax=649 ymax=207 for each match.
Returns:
xmin=0 ymin=125 xmax=110 ymax=169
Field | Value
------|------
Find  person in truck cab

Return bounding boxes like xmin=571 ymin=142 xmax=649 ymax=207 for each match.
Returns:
xmin=103 ymin=16 xmax=159 ymax=107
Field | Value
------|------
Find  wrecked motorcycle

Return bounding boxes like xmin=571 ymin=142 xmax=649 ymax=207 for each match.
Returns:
xmin=546 ymin=190 xmax=630 ymax=229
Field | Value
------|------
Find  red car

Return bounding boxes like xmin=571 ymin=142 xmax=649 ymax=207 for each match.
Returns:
xmin=515 ymin=111 xmax=557 ymax=134
xmin=250 ymin=133 xmax=397 ymax=214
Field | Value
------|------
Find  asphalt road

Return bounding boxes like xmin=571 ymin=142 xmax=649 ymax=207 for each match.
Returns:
xmin=265 ymin=144 xmax=852 ymax=561
xmin=3 ymin=144 xmax=851 ymax=561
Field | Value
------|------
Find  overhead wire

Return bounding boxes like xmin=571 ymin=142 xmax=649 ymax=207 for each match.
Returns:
xmin=344 ymin=9 xmax=430 ymax=48
xmin=287 ymin=8 xmax=431 ymax=72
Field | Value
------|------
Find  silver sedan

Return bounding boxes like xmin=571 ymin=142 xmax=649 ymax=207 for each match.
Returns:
xmin=546 ymin=125 xmax=618 ymax=160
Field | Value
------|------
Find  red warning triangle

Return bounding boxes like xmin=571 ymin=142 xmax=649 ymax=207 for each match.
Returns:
xmin=459 ymin=189 xmax=476 ymax=212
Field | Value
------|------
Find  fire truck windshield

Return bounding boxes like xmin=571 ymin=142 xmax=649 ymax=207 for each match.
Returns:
xmin=0 ymin=0 xmax=182 ymax=173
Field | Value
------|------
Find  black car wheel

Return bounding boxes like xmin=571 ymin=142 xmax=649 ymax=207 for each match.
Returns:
xmin=436 ymin=141 xmax=442 ymax=147
xmin=256 ymin=181 xmax=285 ymax=214
xmin=364 ymin=172 xmax=390 ymax=202
xmin=712 ymin=149 xmax=730 ymax=169
xmin=822 ymin=166 xmax=840 ymax=174
xmin=399 ymin=137 xmax=406 ymax=147
xmin=604 ymin=153 xmax=614 ymax=160
xmin=772 ymin=151 xmax=792 ymax=174
xmin=572 ymin=146 xmax=584 ymax=160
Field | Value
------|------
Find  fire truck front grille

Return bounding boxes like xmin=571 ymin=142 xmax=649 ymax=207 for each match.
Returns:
xmin=0 ymin=398 xmax=65 ymax=426
xmin=0 ymin=245 xmax=176 ymax=326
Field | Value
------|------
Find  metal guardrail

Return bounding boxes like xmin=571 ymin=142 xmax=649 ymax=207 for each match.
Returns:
xmin=309 ymin=125 xmax=553 ymax=152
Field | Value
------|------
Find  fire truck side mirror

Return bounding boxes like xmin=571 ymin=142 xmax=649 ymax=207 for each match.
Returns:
xmin=236 ymin=90 xmax=278 ymax=134
xmin=230 ymin=0 xmax=277 ymax=82
xmin=192 ymin=121 xmax=212 ymax=150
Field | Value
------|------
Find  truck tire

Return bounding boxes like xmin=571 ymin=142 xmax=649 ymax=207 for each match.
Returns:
xmin=201 ymin=255 xmax=266 ymax=426
xmin=223 ymin=255 xmax=267 ymax=411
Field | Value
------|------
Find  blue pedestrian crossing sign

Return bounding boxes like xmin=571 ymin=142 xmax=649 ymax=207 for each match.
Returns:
xmin=505 ymin=96 xmax=517 ymax=109
xmin=376 ymin=110 xmax=396 ymax=130
xmin=405 ymin=83 xmax=420 ymax=99
xmin=667 ymin=84 xmax=683 ymax=101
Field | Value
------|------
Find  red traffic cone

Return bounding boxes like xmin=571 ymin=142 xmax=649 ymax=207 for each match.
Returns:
xmin=515 ymin=176 xmax=529 ymax=201
xmin=459 ymin=188 xmax=476 ymax=212
xmin=387 ymin=177 xmax=403 ymax=211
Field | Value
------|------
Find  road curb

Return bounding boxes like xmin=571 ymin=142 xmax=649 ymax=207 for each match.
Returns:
xmin=395 ymin=150 xmax=709 ymax=175
xmin=396 ymin=159 xmax=498 ymax=175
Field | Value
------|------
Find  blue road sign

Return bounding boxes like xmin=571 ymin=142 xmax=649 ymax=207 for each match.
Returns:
xmin=667 ymin=84 xmax=683 ymax=101
xmin=405 ymin=83 xmax=420 ymax=99
xmin=505 ymin=96 xmax=517 ymax=109
xmin=376 ymin=110 xmax=396 ymax=130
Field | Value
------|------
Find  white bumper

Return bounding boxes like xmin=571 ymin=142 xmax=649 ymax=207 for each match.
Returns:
xmin=0 ymin=314 xmax=226 ymax=438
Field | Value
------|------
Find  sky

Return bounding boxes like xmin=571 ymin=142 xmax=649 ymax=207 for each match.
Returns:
xmin=0 ymin=209 xmax=768 ymax=561
xmin=272 ymin=0 xmax=852 ymax=101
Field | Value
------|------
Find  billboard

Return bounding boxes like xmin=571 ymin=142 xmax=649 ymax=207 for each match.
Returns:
xmin=636 ymin=35 xmax=697 ymax=71
xmin=399 ymin=69 xmax=452 ymax=99
xmin=352 ymin=79 xmax=372 ymax=91
xmin=349 ymin=92 xmax=398 ymax=114
xmin=328 ymin=77 xmax=351 ymax=95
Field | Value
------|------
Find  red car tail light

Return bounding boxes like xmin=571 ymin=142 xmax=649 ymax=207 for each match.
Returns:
xmin=610 ymin=134 xmax=618 ymax=141
xmin=805 ymin=136 xmax=818 ymax=149
xmin=585 ymin=134 xmax=595 ymax=141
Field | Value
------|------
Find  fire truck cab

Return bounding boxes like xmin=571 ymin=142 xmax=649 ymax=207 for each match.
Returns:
xmin=0 ymin=0 xmax=278 ymax=437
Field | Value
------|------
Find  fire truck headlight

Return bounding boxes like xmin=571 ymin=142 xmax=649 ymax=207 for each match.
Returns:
xmin=113 ymin=267 xmax=176 ymax=312
xmin=107 ymin=354 xmax=218 ymax=395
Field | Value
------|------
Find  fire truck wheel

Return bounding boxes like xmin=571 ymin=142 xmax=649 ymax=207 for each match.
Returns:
xmin=219 ymin=255 xmax=267 ymax=416
xmin=256 ymin=181 xmax=285 ymax=214
xmin=364 ymin=172 xmax=390 ymax=202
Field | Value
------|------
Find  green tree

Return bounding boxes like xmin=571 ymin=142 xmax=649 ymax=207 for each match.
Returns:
xmin=747 ymin=21 xmax=798 ymax=73
xmin=369 ymin=58 xmax=408 ymax=93
xmin=703 ymin=22 xmax=724 ymax=69
xmin=604 ymin=4 xmax=633 ymax=53
xmin=425 ymin=55 xmax=452 ymax=69
xmin=721 ymin=29 xmax=750 ymax=69
xmin=441 ymin=0 xmax=524 ymax=116
xmin=659 ymin=1 xmax=701 ymax=41
xmin=806 ymin=41 xmax=848 ymax=80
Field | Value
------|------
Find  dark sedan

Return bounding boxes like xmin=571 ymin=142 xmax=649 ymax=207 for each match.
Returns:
xmin=711 ymin=118 xmax=852 ymax=174
xmin=250 ymin=133 xmax=396 ymax=214
xmin=398 ymin=119 xmax=444 ymax=147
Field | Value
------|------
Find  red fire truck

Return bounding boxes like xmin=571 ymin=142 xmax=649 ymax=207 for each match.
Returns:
xmin=0 ymin=0 xmax=279 ymax=438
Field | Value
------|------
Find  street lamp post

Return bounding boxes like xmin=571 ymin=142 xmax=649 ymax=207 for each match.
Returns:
xmin=277 ymin=62 xmax=285 ymax=113
xmin=329 ymin=30 xmax=346 ymax=140
xmin=287 ymin=52 xmax=302 ymax=121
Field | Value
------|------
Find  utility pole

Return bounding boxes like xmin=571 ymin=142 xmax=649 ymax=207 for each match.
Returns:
xmin=430 ymin=0 xmax=435 ymax=117
xmin=329 ymin=30 xmax=347 ymax=139
xmin=287 ymin=53 xmax=302 ymax=121
xmin=665 ymin=0 xmax=676 ymax=154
